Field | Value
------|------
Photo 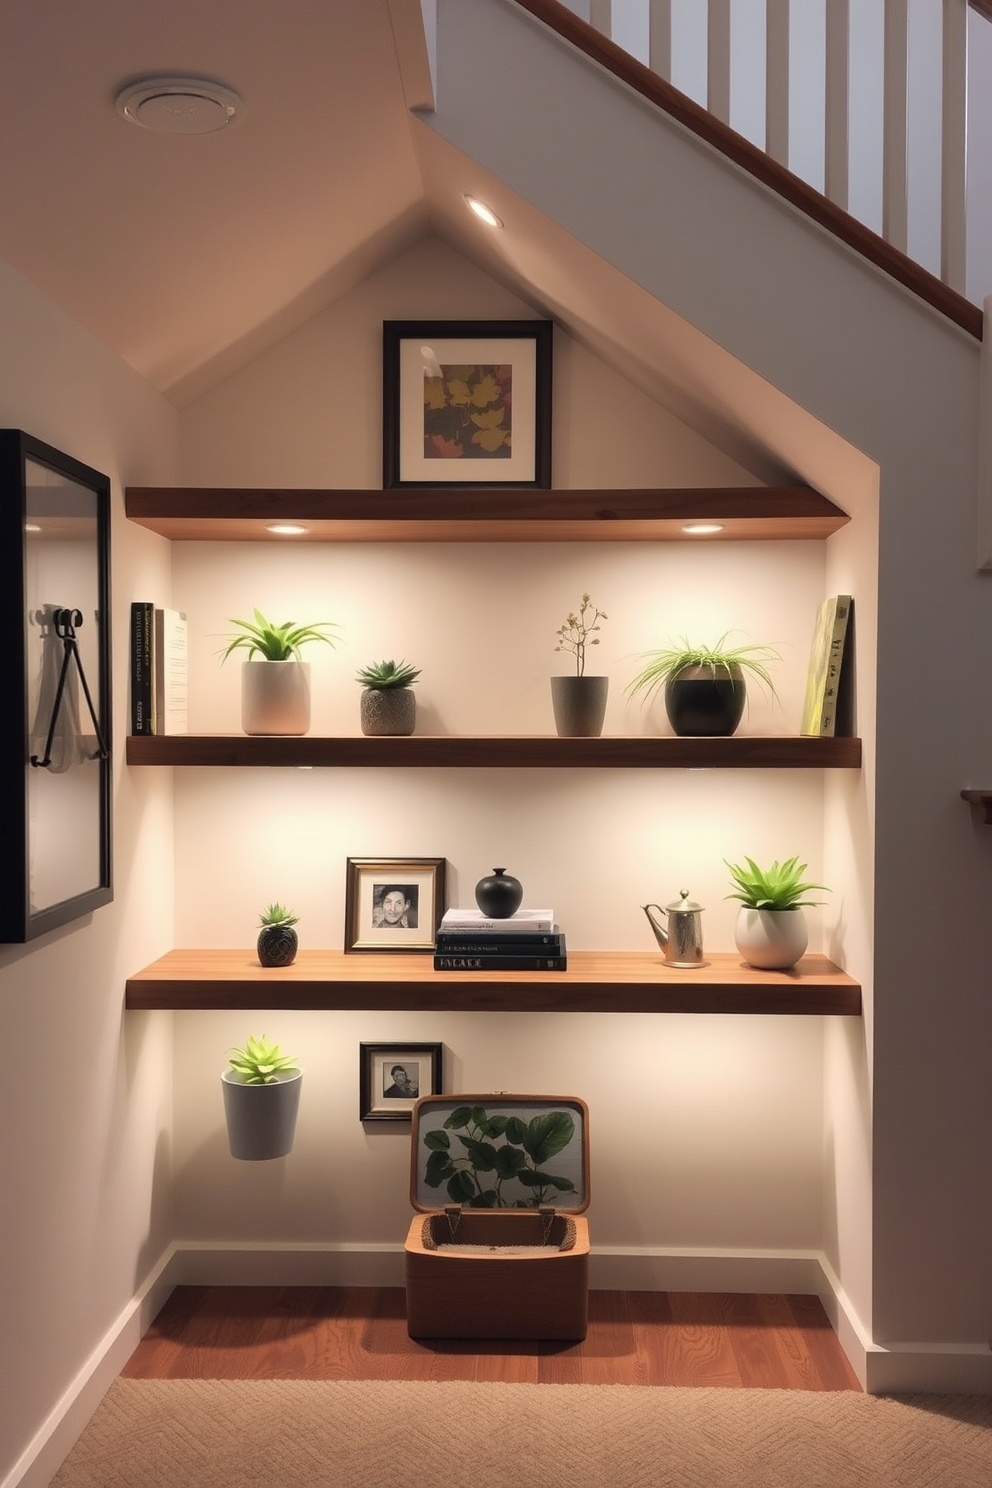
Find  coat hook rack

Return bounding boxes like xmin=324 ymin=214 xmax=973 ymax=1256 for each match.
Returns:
xmin=30 ymin=607 xmax=108 ymax=769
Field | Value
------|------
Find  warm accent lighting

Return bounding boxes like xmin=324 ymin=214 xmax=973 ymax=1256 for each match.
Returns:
xmin=266 ymin=523 xmax=307 ymax=536
xmin=464 ymin=194 xmax=503 ymax=229
xmin=116 ymin=76 xmax=243 ymax=134
xmin=682 ymin=522 xmax=725 ymax=535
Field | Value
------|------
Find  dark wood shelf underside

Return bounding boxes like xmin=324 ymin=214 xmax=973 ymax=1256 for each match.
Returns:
xmin=127 ymin=734 xmax=862 ymax=769
xmin=124 ymin=486 xmax=849 ymax=543
xmin=125 ymin=950 xmax=862 ymax=1016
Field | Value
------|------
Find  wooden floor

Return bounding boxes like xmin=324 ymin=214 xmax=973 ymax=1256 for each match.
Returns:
xmin=123 ymin=1287 xmax=862 ymax=1391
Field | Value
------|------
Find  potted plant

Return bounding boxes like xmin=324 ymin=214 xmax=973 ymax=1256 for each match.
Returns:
xmin=220 ymin=608 xmax=341 ymax=736
xmin=725 ymin=855 xmax=829 ymax=969
xmin=551 ymin=593 xmax=609 ymax=737
xmin=221 ymin=1033 xmax=302 ymax=1160
xmin=256 ymin=902 xmax=299 ymax=966
xmin=356 ymin=658 xmax=421 ymax=736
xmin=626 ymin=632 xmax=780 ymax=736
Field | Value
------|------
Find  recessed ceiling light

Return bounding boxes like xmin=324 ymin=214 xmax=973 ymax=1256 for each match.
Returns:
xmin=464 ymin=194 xmax=503 ymax=229
xmin=116 ymin=76 xmax=243 ymax=135
xmin=266 ymin=523 xmax=307 ymax=536
xmin=682 ymin=522 xmax=725 ymax=536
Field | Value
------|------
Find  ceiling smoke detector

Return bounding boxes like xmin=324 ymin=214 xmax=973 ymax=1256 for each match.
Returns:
xmin=116 ymin=76 xmax=243 ymax=135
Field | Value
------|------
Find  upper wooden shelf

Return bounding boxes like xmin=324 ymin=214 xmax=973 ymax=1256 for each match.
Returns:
xmin=125 ymin=949 xmax=862 ymax=1016
xmin=124 ymin=486 xmax=850 ymax=543
xmin=126 ymin=734 xmax=862 ymax=769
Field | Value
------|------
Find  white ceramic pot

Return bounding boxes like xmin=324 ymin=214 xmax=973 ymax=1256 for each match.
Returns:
xmin=734 ymin=906 xmax=808 ymax=969
xmin=221 ymin=1068 xmax=303 ymax=1160
xmin=241 ymin=659 xmax=311 ymax=735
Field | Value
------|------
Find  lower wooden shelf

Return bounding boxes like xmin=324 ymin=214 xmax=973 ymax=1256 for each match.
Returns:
xmin=124 ymin=949 xmax=862 ymax=1015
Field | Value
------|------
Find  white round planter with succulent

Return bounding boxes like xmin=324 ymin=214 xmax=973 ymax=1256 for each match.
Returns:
xmin=356 ymin=658 xmax=421 ymax=736
xmin=221 ymin=1033 xmax=302 ymax=1161
xmin=725 ymin=855 xmax=830 ymax=970
xmin=220 ymin=608 xmax=341 ymax=736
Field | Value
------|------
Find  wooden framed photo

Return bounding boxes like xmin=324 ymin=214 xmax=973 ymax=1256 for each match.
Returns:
xmin=382 ymin=319 xmax=553 ymax=488
xmin=360 ymin=1041 xmax=443 ymax=1122
xmin=0 ymin=431 xmax=113 ymax=942
xmin=344 ymin=856 xmax=446 ymax=952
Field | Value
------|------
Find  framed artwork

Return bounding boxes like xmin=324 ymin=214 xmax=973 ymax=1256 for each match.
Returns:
xmin=360 ymin=1041 xmax=443 ymax=1122
xmin=382 ymin=319 xmax=553 ymax=488
xmin=0 ymin=431 xmax=112 ymax=942
xmin=344 ymin=856 xmax=446 ymax=952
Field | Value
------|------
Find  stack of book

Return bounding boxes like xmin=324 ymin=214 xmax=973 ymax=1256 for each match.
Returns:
xmin=130 ymin=602 xmax=189 ymax=736
xmin=434 ymin=907 xmax=566 ymax=971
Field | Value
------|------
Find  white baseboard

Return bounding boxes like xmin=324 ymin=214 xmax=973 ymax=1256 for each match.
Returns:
xmin=11 ymin=1242 xmax=990 ymax=1487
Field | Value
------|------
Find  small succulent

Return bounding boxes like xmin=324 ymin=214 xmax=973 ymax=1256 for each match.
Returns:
xmin=627 ymin=633 xmax=780 ymax=703
xmin=725 ymin=856 xmax=829 ymax=911
xmin=258 ymin=902 xmax=299 ymax=927
xmin=356 ymin=658 xmax=421 ymax=690
xmin=555 ymin=593 xmax=607 ymax=677
xmin=227 ymin=1033 xmax=300 ymax=1085
xmin=220 ymin=608 xmax=341 ymax=663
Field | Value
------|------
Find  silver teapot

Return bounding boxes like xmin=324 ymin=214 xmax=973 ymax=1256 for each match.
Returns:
xmin=641 ymin=890 xmax=706 ymax=968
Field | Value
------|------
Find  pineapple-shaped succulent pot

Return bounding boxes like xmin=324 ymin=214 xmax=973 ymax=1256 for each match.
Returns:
xmin=356 ymin=658 xmax=420 ymax=736
xmin=257 ymin=903 xmax=299 ymax=967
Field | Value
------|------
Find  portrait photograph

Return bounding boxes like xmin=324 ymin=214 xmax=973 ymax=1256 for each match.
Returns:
xmin=359 ymin=1042 xmax=443 ymax=1122
xmin=344 ymin=856 xmax=445 ymax=951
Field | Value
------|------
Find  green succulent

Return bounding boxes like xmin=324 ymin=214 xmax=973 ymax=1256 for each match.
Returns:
xmin=356 ymin=658 xmax=421 ymax=689
xmin=725 ymin=856 xmax=829 ymax=911
xmin=258 ymin=902 xmax=299 ymax=927
xmin=220 ymin=608 xmax=341 ymax=663
xmin=626 ymin=633 xmax=781 ymax=703
xmin=227 ymin=1033 xmax=300 ymax=1085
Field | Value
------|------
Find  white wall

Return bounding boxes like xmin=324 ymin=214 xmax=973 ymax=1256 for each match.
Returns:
xmin=0 ymin=260 xmax=179 ymax=1486
xmin=169 ymin=238 xmax=839 ymax=1278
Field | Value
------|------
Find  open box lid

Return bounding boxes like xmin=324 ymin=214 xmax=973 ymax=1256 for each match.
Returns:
xmin=410 ymin=1094 xmax=590 ymax=1214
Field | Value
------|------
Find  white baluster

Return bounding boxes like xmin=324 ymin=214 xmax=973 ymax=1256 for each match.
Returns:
xmin=708 ymin=0 xmax=732 ymax=124
xmin=766 ymin=0 xmax=790 ymax=168
xmin=825 ymin=0 xmax=850 ymax=210
xmin=649 ymin=0 xmax=673 ymax=81
xmin=942 ymin=0 xmax=968 ymax=292
xmin=882 ymin=0 xmax=909 ymax=253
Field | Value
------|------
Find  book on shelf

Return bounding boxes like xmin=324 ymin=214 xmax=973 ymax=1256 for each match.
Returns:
xmin=130 ymin=601 xmax=153 ymax=735
xmin=153 ymin=607 xmax=188 ymax=735
xmin=439 ymin=908 xmax=556 ymax=934
xmin=800 ymin=595 xmax=853 ymax=738
xmin=435 ymin=930 xmax=564 ymax=953
xmin=433 ymin=953 xmax=567 ymax=972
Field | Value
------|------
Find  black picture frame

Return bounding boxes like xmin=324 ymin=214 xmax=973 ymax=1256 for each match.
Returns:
xmin=360 ymin=1041 xmax=443 ymax=1122
xmin=0 ymin=431 xmax=112 ymax=942
xmin=382 ymin=319 xmax=553 ymax=488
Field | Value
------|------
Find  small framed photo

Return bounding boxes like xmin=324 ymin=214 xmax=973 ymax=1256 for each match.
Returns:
xmin=344 ymin=856 xmax=446 ymax=952
xmin=360 ymin=1041 xmax=443 ymax=1122
xmin=382 ymin=319 xmax=553 ymax=488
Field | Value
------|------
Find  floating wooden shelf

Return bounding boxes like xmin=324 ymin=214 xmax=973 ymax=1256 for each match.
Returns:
xmin=126 ymin=733 xmax=862 ymax=769
xmin=961 ymin=789 xmax=992 ymax=823
xmin=124 ymin=485 xmax=849 ymax=543
xmin=125 ymin=949 xmax=862 ymax=1016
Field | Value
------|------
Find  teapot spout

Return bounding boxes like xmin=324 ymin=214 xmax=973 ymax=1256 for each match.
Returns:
xmin=641 ymin=903 xmax=669 ymax=949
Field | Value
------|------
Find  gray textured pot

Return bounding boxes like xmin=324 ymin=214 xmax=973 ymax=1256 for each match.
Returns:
xmin=550 ymin=676 xmax=609 ymax=737
xmin=221 ymin=1068 xmax=302 ymax=1160
xmin=360 ymin=687 xmax=416 ymax=736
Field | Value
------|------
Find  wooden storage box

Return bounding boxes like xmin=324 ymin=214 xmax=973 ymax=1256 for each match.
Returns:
xmin=404 ymin=1094 xmax=590 ymax=1341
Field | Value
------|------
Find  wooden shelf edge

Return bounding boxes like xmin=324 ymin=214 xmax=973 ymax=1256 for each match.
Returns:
xmin=962 ymin=789 xmax=992 ymax=824
xmin=125 ymin=950 xmax=862 ymax=1016
xmin=126 ymin=734 xmax=863 ymax=770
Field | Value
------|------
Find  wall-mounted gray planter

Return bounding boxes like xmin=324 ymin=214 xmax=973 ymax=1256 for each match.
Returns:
xmin=221 ymin=1068 xmax=303 ymax=1159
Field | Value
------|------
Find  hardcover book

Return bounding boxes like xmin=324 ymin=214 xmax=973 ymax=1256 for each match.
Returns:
xmin=130 ymin=601 xmax=153 ymax=736
xmin=435 ymin=931 xmax=564 ymax=953
xmin=439 ymin=908 xmax=556 ymax=934
xmin=153 ymin=607 xmax=189 ymax=735
xmin=800 ymin=595 xmax=853 ymax=737
xmin=433 ymin=953 xmax=567 ymax=971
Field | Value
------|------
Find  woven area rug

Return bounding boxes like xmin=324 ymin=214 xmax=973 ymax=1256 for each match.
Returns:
xmin=50 ymin=1379 xmax=992 ymax=1488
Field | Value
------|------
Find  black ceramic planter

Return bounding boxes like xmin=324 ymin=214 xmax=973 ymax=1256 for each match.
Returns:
xmin=664 ymin=666 xmax=747 ymax=737
xmin=257 ymin=924 xmax=298 ymax=967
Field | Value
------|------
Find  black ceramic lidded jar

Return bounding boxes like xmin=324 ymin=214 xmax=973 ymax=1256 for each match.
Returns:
xmin=475 ymin=867 xmax=524 ymax=918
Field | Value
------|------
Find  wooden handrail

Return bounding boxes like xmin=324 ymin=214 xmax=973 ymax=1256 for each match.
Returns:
xmin=509 ymin=0 xmax=983 ymax=340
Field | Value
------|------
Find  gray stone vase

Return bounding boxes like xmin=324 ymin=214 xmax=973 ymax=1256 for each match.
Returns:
xmin=550 ymin=676 xmax=609 ymax=737
xmin=221 ymin=1069 xmax=303 ymax=1160
xmin=360 ymin=687 xmax=416 ymax=736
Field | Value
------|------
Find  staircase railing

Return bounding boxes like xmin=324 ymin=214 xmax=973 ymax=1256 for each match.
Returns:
xmin=511 ymin=0 xmax=985 ymax=338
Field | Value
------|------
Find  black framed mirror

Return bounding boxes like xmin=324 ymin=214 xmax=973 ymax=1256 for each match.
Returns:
xmin=0 ymin=431 xmax=112 ymax=941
